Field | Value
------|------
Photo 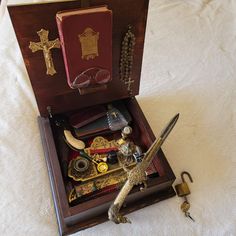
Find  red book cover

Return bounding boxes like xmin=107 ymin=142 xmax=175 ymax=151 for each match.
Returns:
xmin=56 ymin=6 xmax=112 ymax=94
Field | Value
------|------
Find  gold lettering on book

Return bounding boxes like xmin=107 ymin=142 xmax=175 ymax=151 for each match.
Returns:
xmin=79 ymin=28 xmax=99 ymax=60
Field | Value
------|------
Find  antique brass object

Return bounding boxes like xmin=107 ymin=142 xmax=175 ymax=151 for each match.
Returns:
xmin=68 ymin=154 xmax=136 ymax=182
xmin=108 ymin=114 xmax=179 ymax=224
xmin=175 ymin=171 xmax=193 ymax=197
xmin=68 ymin=155 xmax=97 ymax=182
xmin=181 ymin=200 xmax=190 ymax=212
xmin=97 ymin=162 xmax=109 ymax=173
xmin=175 ymin=171 xmax=195 ymax=222
xmin=180 ymin=200 xmax=195 ymax=221
xmin=73 ymin=157 xmax=90 ymax=173
xmin=79 ymin=27 xmax=99 ymax=60
xmin=117 ymin=126 xmax=132 ymax=146
xmin=29 ymin=29 xmax=60 ymax=76
xmin=68 ymin=136 xmax=136 ymax=182
xmin=69 ymin=170 xmax=128 ymax=203
xmin=68 ymin=188 xmax=77 ymax=203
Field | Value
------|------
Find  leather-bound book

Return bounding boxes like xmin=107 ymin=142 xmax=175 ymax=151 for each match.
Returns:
xmin=69 ymin=105 xmax=107 ymax=128
xmin=56 ymin=6 xmax=112 ymax=94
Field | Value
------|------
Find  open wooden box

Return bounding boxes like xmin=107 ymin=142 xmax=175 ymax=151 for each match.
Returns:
xmin=8 ymin=0 xmax=176 ymax=235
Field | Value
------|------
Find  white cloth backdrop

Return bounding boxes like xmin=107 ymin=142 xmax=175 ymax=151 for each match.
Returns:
xmin=0 ymin=0 xmax=235 ymax=235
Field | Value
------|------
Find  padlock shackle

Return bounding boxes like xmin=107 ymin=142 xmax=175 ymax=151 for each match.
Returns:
xmin=181 ymin=171 xmax=193 ymax=183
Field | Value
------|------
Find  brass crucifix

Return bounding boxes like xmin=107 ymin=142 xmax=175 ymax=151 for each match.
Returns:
xmin=29 ymin=29 xmax=60 ymax=76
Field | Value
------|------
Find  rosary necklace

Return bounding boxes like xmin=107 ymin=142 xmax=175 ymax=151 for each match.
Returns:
xmin=120 ymin=25 xmax=136 ymax=95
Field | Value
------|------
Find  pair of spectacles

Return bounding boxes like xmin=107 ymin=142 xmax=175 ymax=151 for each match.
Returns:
xmin=72 ymin=67 xmax=111 ymax=89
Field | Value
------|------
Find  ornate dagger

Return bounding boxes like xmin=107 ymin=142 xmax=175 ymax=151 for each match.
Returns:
xmin=108 ymin=113 xmax=180 ymax=224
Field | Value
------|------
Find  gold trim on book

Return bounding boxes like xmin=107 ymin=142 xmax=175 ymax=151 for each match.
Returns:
xmin=8 ymin=0 xmax=78 ymax=7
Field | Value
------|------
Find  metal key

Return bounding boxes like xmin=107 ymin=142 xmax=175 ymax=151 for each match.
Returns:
xmin=175 ymin=172 xmax=195 ymax=222
xmin=185 ymin=211 xmax=195 ymax=222
xmin=181 ymin=201 xmax=195 ymax=222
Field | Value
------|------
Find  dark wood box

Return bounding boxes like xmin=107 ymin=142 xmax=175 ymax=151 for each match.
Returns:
xmin=8 ymin=0 xmax=176 ymax=235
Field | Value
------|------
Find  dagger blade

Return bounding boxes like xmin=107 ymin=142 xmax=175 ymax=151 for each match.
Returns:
xmin=160 ymin=113 xmax=179 ymax=140
xmin=144 ymin=113 xmax=179 ymax=160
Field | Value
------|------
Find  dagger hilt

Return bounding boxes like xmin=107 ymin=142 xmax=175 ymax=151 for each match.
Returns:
xmin=108 ymin=114 xmax=179 ymax=224
xmin=108 ymin=141 xmax=161 ymax=224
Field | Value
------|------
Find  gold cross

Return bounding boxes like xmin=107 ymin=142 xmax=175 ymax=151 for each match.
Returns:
xmin=29 ymin=29 xmax=60 ymax=76
xmin=125 ymin=77 xmax=134 ymax=92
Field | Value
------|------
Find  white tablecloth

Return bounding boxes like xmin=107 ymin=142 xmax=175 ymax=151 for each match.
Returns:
xmin=0 ymin=0 xmax=235 ymax=235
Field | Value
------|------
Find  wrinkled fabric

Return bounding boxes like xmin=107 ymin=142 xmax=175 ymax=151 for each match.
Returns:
xmin=0 ymin=0 xmax=235 ymax=235
xmin=0 ymin=0 xmax=8 ymax=23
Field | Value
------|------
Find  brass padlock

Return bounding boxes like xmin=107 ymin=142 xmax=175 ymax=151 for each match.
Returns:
xmin=175 ymin=171 xmax=195 ymax=221
xmin=175 ymin=171 xmax=193 ymax=197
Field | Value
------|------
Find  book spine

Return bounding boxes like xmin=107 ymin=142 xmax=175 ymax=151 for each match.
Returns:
xmin=56 ymin=16 xmax=73 ymax=88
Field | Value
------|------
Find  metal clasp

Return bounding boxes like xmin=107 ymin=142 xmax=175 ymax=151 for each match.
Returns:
xmin=47 ymin=106 xmax=53 ymax=118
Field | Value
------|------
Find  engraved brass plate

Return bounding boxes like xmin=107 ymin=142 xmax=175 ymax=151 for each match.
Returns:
xmin=68 ymin=170 xmax=128 ymax=203
xmin=68 ymin=136 xmax=135 ymax=182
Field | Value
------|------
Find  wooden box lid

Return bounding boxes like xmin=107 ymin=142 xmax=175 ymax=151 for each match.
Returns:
xmin=8 ymin=0 xmax=149 ymax=117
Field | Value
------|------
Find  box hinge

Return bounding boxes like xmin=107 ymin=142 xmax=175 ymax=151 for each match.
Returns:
xmin=47 ymin=106 xmax=53 ymax=118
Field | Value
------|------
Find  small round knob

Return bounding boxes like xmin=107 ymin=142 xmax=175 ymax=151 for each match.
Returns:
xmin=121 ymin=126 xmax=132 ymax=139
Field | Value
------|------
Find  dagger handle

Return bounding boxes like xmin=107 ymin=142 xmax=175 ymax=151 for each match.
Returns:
xmin=114 ymin=180 xmax=133 ymax=207
xmin=108 ymin=180 xmax=133 ymax=224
